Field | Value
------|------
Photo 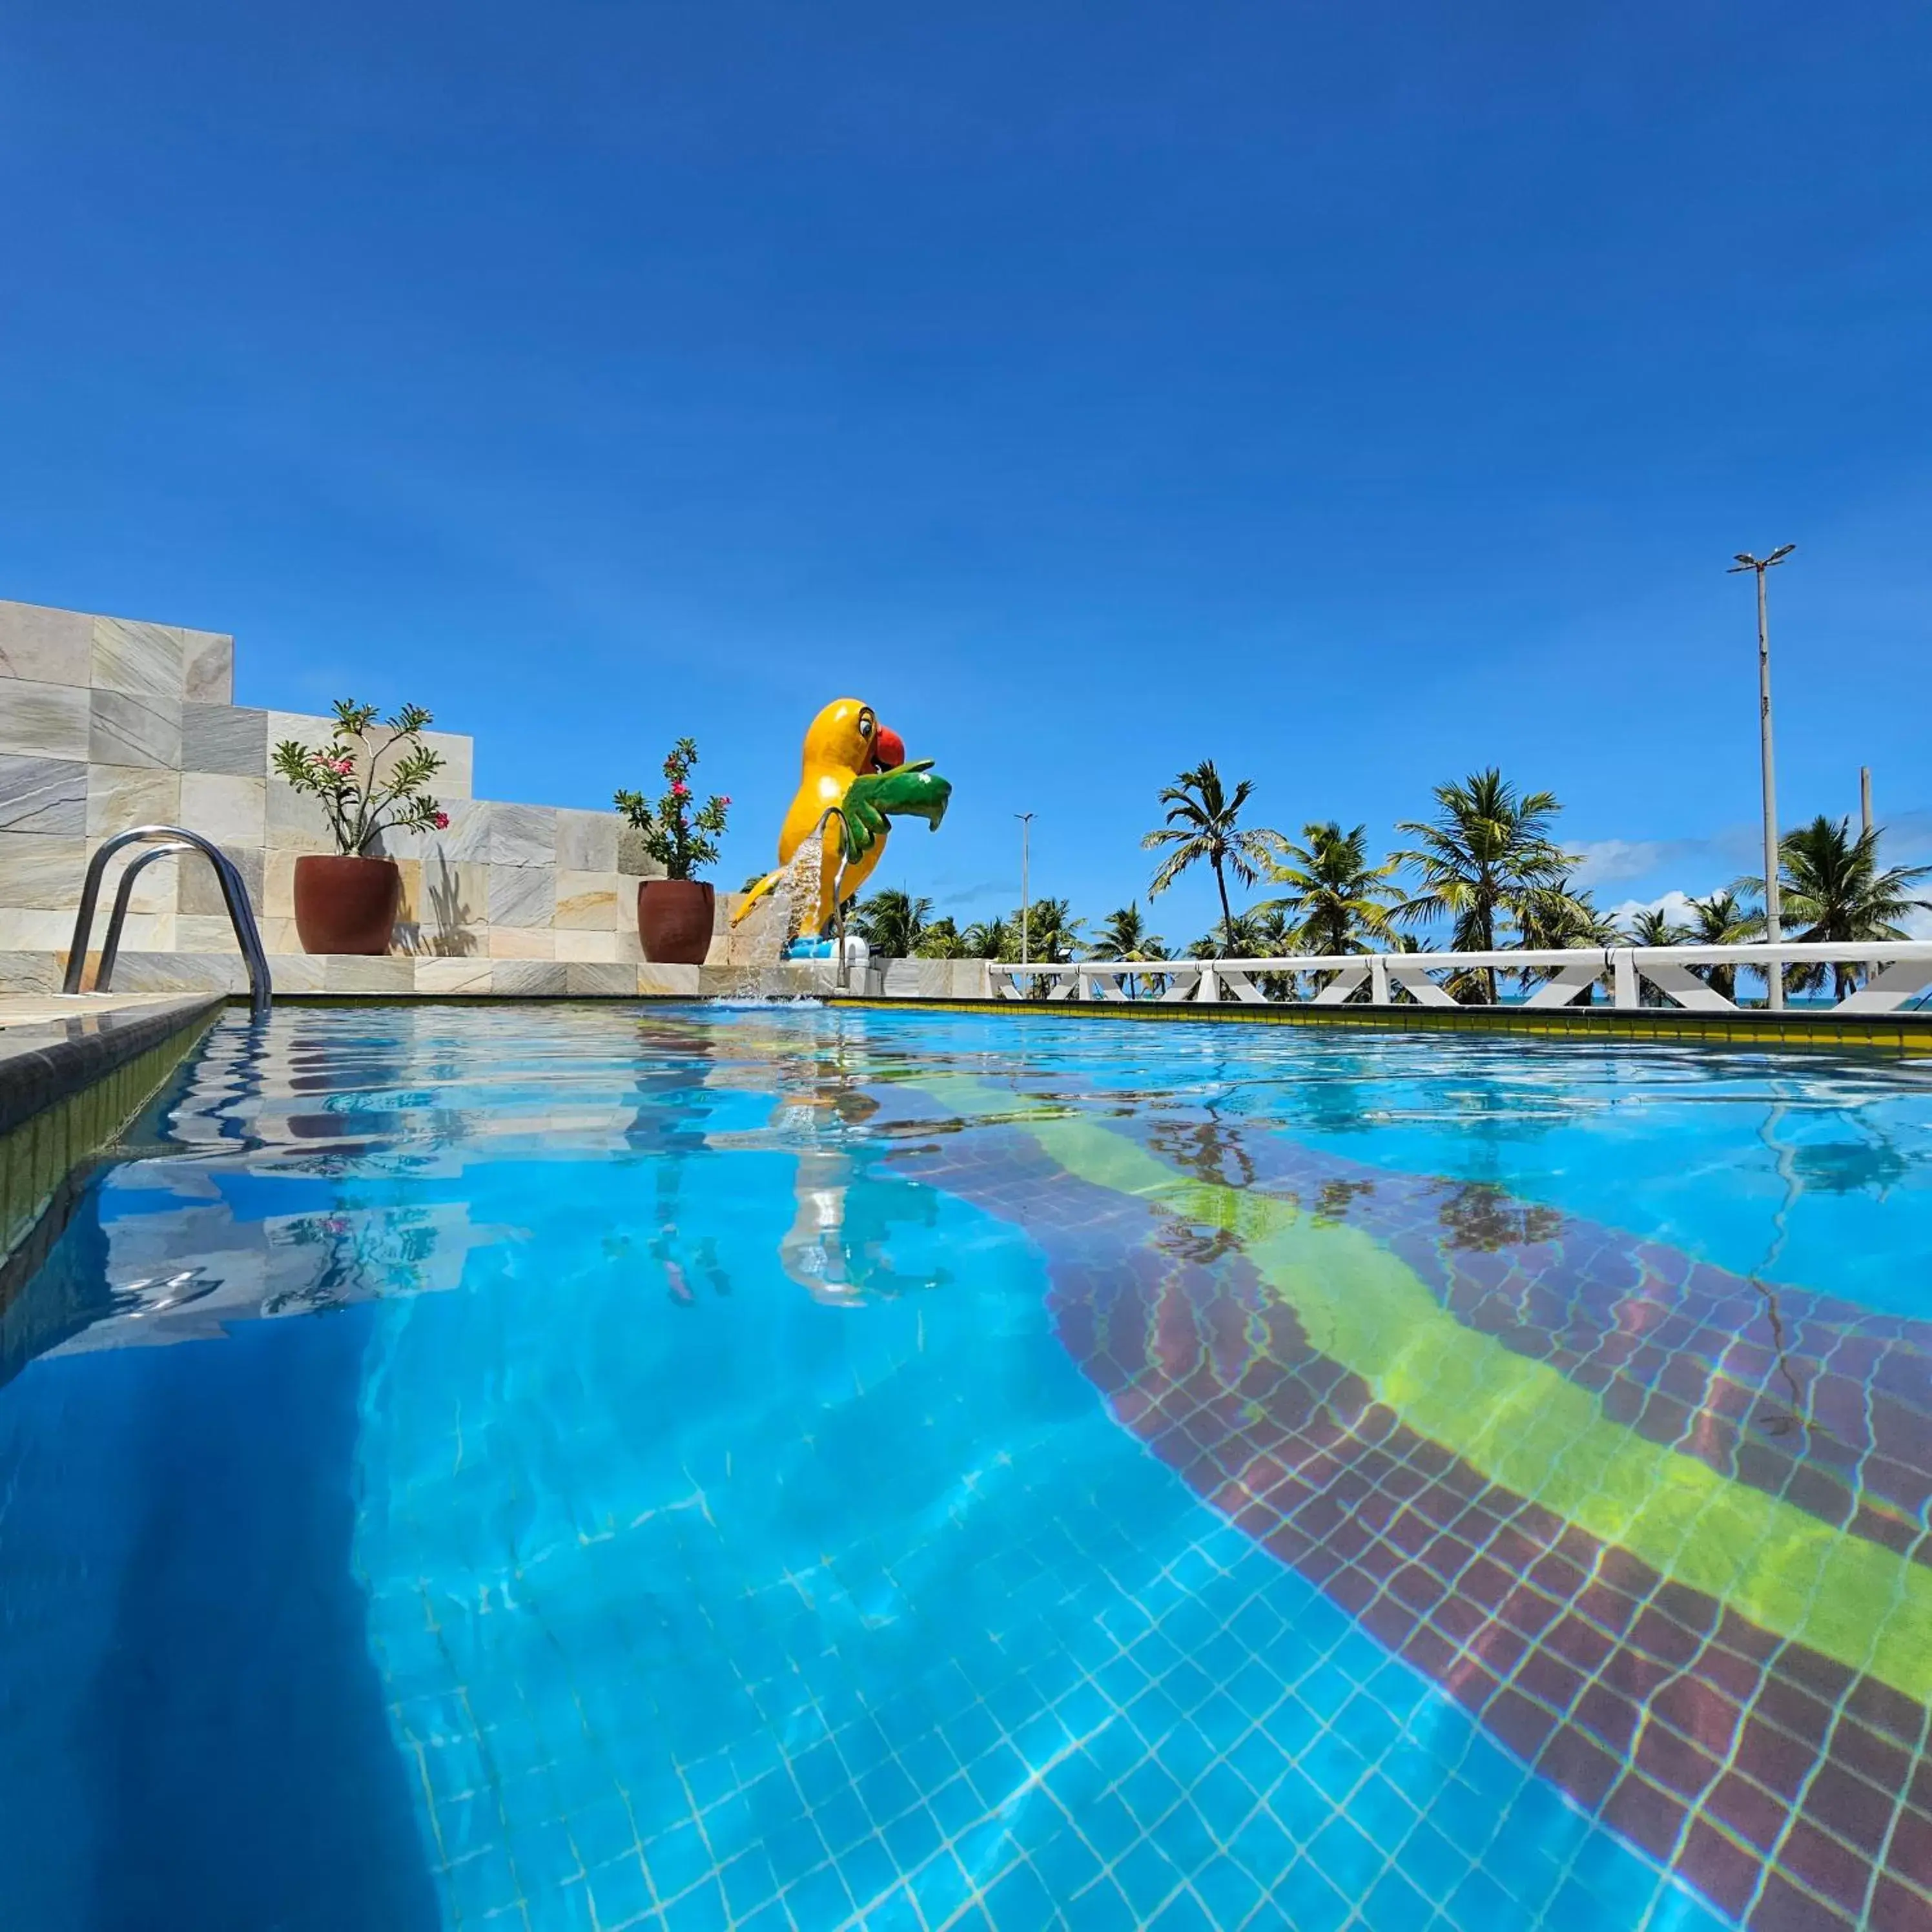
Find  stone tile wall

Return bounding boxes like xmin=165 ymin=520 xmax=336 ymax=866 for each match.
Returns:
xmin=1 ymin=596 xmax=984 ymax=1001
xmin=0 ymin=595 xmax=715 ymax=992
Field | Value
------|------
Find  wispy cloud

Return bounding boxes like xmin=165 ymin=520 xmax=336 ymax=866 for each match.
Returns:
xmin=1571 ymin=826 xmax=1761 ymax=894
xmin=1886 ymin=808 xmax=1932 ymax=858
xmin=935 ymin=879 xmax=1009 ymax=909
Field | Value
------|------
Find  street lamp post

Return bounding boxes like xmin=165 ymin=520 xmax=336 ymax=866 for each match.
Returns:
xmin=1729 ymin=545 xmax=1794 ymax=1012
xmin=1015 ymin=812 xmax=1034 ymax=968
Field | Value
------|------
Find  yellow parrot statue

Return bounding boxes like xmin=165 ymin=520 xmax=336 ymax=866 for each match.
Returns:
xmin=733 ymin=699 xmax=951 ymax=938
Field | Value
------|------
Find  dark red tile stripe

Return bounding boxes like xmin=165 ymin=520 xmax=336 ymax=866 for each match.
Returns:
xmin=903 ymin=1129 xmax=1932 ymax=1932
xmin=1122 ymin=1120 xmax=1932 ymax=1572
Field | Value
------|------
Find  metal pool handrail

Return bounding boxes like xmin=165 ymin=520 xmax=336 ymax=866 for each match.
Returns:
xmin=64 ymin=825 xmax=273 ymax=1020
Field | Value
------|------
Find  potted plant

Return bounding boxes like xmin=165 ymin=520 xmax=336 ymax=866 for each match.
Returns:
xmin=272 ymin=701 xmax=449 ymax=954
xmin=615 ymin=738 xmax=731 ymax=964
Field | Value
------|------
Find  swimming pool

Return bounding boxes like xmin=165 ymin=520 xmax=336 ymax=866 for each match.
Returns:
xmin=2 ymin=1003 xmax=1927 ymax=1932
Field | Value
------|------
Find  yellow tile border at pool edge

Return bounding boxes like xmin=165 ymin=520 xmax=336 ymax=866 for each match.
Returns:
xmin=908 ymin=1072 xmax=1932 ymax=1706
xmin=828 ymin=996 xmax=1932 ymax=1056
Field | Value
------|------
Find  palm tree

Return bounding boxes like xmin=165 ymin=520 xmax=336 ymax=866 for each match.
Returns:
xmin=1257 ymin=821 xmax=1402 ymax=955
xmin=1623 ymin=906 xmax=1692 ymax=949
xmin=1005 ymin=898 xmax=1085 ymax=964
xmin=852 ymin=889 xmax=930 ymax=958
xmin=1684 ymin=890 xmax=1749 ymax=1001
xmin=1738 ymin=816 xmax=1932 ymax=999
xmin=1395 ymin=769 xmax=1577 ymax=1002
xmin=913 ymin=916 xmax=971 ymax=959
xmin=1514 ymin=878 xmax=1621 ymax=1000
xmin=1089 ymin=901 xmax=1169 ymax=998
xmin=1517 ymin=879 xmax=1621 ymax=949
xmin=1244 ymin=902 xmax=1305 ymax=1000
xmin=1186 ymin=908 xmax=1265 ymax=958
xmin=1143 ymin=761 xmax=1284 ymax=958
xmin=1182 ymin=905 xmax=1299 ymax=997
xmin=1089 ymin=901 xmax=1166 ymax=960
xmin=1620 ymin=904 xmax=1692 ymax=1006
xmin=961 ymin=915 xmax=1009 ymax=959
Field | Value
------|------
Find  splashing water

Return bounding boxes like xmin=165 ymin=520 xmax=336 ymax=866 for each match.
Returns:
xmin=777 ymin=834 xmax=828 ymax=956
xmin=707 ymin=836 xmax=832 ymax=1000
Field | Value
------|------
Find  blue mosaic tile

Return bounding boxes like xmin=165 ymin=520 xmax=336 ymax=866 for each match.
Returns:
xmin=446 ymin=1847 xmax=521 ymax=1925
xmin=1363 ymin=1864 xmax=1435 ymax=1931
xmin=779 ymin=1859 xmax=853 ymax=1927
xmin=715 ymin=1846 xmax=775 ymax=1920
xmin=1147 ymin=1887 xmax=1217 ymax=1932
xmin=1114 ymin=1836 xmax=1187 ymax=1919
xmin=641 ymin=1821 xmax=712 ymax=1898
xmin=586 ymin=1856 xmax=653 ymax=1929
xmin=1228 ymin=1807 xmax=1296 ymax=1887
xmin=1066 ymin=1875 xmax=1142 ymax=1930
xmin=562 ymin=1877 xmax=604 ymax=1930
xmin=1309 ymin=1813 xmax=1384 ymax=1898
xmin=661 ymin=1879 xmax=730 ymax=1932
xmin=1448 ymin=1864 xmax=1542 ymax=1932
xmin=982 ymin=1858 xmax=1059 ymax=1931
xmin=1275 ymin=1856 xmax=1355 ymax=1932
xmin=1029 ymin=1824 xmax=1102 ymax=1898
xmin=836 ymin=1833 xmax=899 ymax=1908
xmin=927 ymin=1773 xmax=985 ymax=1836
xmin=734 ymin=1901 xmax=790 ymax=1932
xmin=130 ymin=1012 xmax=1757 ymax=1932
xmin=1191 ymin=1853 xmax=1264 ymax=1925
xmin=1395 ymin=1818 xmax=1468 ymax=1898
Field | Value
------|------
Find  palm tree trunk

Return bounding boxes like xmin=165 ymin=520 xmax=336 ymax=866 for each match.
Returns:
xmin=1214 ymin=862 xmax=1236 ymax=956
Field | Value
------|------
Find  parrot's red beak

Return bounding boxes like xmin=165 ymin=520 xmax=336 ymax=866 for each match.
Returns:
xmin=872 ymin=725 xmax=906 ymax=772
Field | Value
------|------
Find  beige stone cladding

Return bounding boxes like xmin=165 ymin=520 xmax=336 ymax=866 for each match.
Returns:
xmin=2 ymin=597 xmax=989 ymax=997
xmin=0 ymin=595 xmax=730 ymax=982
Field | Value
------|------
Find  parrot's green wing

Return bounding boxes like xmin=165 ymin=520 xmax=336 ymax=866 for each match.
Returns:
xmin=838 ymin=763 xmax=953 ymax=861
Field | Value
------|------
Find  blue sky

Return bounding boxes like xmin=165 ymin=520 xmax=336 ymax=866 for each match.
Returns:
xmin=3 ymin=2 xmax=1929 ymax=943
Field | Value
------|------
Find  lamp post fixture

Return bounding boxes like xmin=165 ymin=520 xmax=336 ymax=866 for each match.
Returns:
xmin=1015 ymin=812 xmax=1034 ymax=968
xmin=1728 ymin=544 xmax=1794 ymax=1012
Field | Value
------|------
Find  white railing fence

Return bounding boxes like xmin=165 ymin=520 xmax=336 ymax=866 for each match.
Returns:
xmin=983 ymin=942 xmax=1932 ymax=1018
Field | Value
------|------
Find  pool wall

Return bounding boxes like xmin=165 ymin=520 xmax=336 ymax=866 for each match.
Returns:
xmin=0 ymin=995 xmax=221 ymax=1285
xmin=830 ymin=994 xmax=1932 ymax=1058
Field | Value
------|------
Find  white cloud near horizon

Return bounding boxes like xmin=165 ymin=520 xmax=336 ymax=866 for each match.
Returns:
xmin=1607 ymin=889 xmax=1701 ymax=929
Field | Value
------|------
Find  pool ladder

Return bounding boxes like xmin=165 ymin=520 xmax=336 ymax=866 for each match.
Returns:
xmin=63 ymin=825 xmax=273 ymax=1021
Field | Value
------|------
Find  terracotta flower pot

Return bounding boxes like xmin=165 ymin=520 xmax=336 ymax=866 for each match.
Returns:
xmin=294 ymin=854 xmax=402 ymax=955
xmin=638 ymin=879 xmax=715 ymax=965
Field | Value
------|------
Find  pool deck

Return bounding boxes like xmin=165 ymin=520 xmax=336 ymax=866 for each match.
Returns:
xmin=0 ymin=992 xmax=221 ymax=1033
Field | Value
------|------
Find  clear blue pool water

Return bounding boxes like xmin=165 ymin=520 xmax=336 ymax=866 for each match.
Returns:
xmin=1 ymin=1003 xmax=1928 ymax=1932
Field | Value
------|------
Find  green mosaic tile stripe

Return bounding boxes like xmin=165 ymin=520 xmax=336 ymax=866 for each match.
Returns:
xmin=919 ymin=1074 xmax=1932 ymax=1704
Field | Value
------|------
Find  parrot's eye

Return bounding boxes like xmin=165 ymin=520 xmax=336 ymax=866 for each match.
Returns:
xmin=858 ymin=716 xmax=874 ymax=737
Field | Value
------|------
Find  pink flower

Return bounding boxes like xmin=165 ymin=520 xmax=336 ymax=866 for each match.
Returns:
xmin=433 ymin=810 xmax=450 ymax=829
xmin=671 ymin=781 xmax=690 ymax=797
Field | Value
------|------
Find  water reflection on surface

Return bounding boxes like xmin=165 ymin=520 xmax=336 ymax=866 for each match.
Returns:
xmin=2 ymin=1004 xmax=1930 ymax=1932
